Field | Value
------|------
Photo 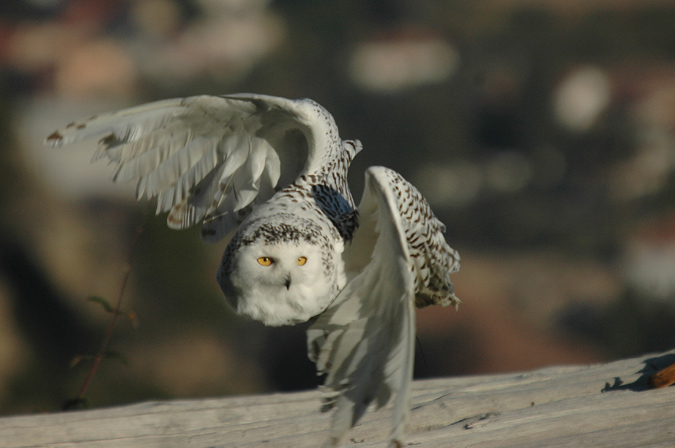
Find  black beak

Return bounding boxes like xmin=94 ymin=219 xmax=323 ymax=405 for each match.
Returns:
xmin=284 ymin=277 xmax=291 ymax=290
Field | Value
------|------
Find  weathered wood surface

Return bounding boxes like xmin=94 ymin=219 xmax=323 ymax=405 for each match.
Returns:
xmin=2 ymin=350 xmax=675 ymax=448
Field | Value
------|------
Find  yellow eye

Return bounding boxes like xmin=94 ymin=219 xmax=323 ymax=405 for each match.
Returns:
xmin=297 ymin=256 xmax=307 ymax=266
xmin=257 ymin=257 xmax=273 ymax=266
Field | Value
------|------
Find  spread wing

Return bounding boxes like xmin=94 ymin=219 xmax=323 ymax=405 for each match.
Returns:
xmin=45 ymin=94 xmax=336 ymax=242
xmin=307 ymin=166 xmax=460 ymax=447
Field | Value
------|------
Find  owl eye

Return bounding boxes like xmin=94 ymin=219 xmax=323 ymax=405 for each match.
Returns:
xmin=297 ymin=256 xmax=308 ymax=266
xmin=257 ymin=257 xmax=273 ymax=266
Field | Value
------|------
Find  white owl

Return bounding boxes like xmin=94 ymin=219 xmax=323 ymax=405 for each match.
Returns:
xmin=46 ymin=94 xmax=461 ymax=447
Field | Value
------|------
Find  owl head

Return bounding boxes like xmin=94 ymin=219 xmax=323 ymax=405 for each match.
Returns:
xmin=217 ymin=215 xmax=338 ymax=326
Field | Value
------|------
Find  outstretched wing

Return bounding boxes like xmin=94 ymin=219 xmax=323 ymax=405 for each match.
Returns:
xmin=45 ymin=94 xmax=338 ymax=242
xmin=307 ymin=166 xmax=460 ymax=447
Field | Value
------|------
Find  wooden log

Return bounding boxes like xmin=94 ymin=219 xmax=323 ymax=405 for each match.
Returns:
xmin=1 ymin=350 xmax=675 ymax=448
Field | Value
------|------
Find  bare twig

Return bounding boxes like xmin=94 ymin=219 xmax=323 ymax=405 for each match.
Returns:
xmin=65 ymin=224 xmax=144 ymax=409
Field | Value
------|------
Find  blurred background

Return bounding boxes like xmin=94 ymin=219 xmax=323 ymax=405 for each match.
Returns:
xmin=0 ymin=0 xmax=674 ymax=416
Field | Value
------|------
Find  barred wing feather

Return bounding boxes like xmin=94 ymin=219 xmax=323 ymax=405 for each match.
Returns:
xmin=308 ymin=166 xmax=460 ymax=447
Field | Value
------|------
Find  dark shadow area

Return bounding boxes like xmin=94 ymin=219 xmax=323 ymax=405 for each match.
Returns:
xmin=602 ymin=352 xmax=675 ymax=392
xmin=0 ymin=239 xmax=96 ymax=366
xmin=558 ymin=292 xmax=675 ymax=361
xmin=261 ymin=322 xmax=320 ymax=392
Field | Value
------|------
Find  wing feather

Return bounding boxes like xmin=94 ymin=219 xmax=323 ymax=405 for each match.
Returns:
xmin=109 ymin=125 xmax=188 ymax=184
xmin=45 ymin=94 xmax=340 ymax=241
xmin=307 ymin=166 xmax=460 ymax=447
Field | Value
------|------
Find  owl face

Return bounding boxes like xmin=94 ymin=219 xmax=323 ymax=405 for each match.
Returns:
xmin=218 ymin=233 xmax=337 ymax=326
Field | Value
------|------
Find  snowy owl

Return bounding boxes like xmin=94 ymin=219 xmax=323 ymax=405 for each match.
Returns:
xmin=45 ymin=94 xmax=461 ymax=447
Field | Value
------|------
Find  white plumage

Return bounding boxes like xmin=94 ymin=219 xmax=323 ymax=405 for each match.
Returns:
xmin=46 ymin=94 xmax=461 ymax=447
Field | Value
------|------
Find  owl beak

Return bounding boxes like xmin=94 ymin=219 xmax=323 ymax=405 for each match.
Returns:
xmin=284 ymin=275 xmax=291 ymax=290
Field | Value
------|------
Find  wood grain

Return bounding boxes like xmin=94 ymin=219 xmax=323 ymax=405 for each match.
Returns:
xmin=2 ymin=350 xmax=675 ymax=447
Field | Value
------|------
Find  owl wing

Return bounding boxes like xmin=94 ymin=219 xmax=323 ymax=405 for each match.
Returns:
xmin=307 ymin=166 xmax=460 ymax=447
xmin=45 ymin=94 xmax=337 ymax=242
